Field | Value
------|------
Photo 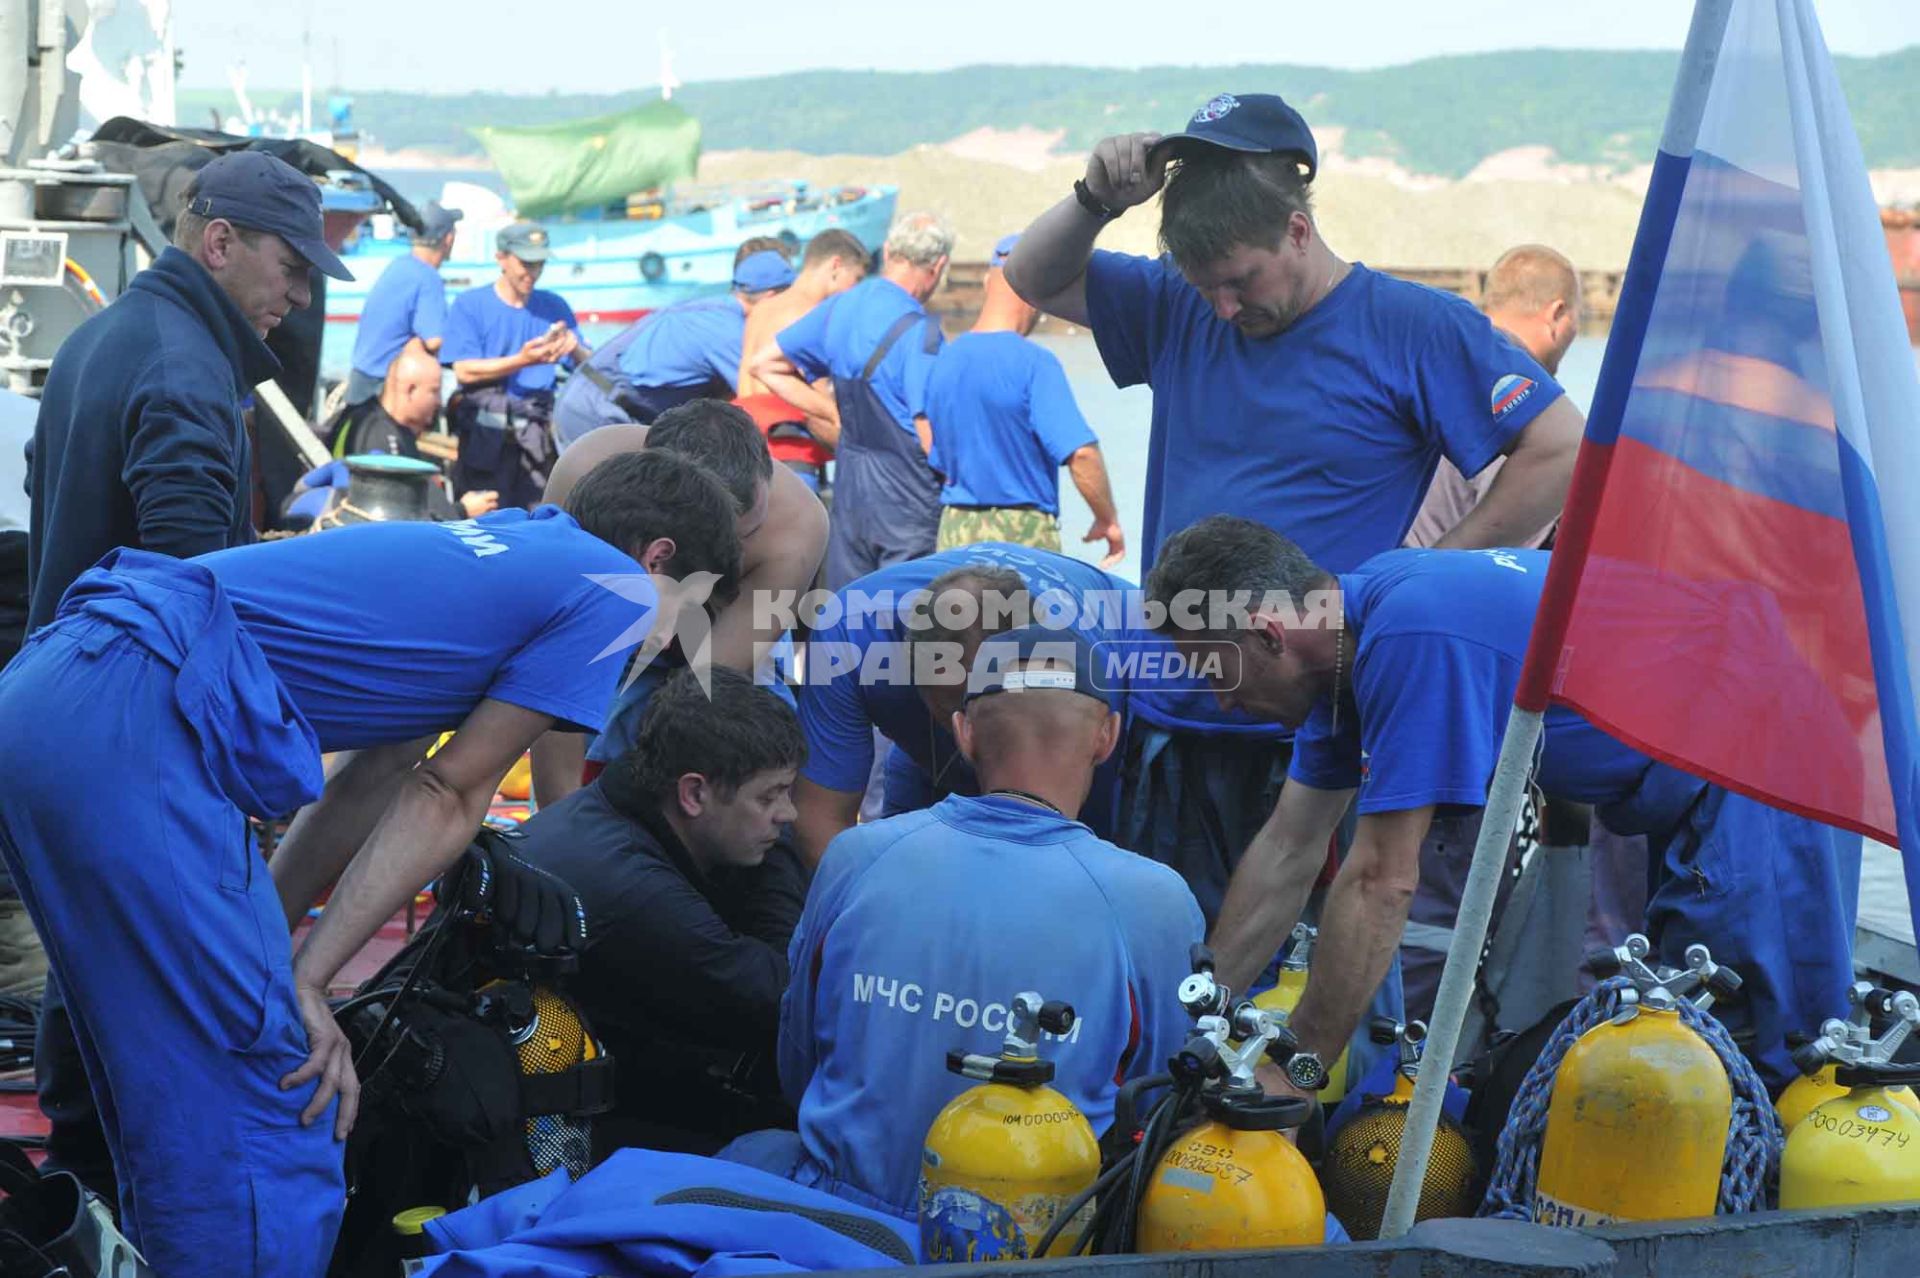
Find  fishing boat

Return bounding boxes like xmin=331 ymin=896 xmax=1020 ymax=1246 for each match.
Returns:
xmin=325 ymin=101 xmax=898 ymax=323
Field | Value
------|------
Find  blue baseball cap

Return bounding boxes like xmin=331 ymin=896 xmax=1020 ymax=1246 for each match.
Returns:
xmin=497 ymin=221 xmax=552 ymax=262
xmin=183 ymin=150 xmax=352 ymax=279
xmin=989 ymin=234 xmax=1020 ymax=270
xmin=733 ymin=249 xmax=796 ymax=293
xmin=412 ymin=200 xmax=463 ymax=244
xmin=1147 ymin=92 xmax=1318 ymax=182
xmin=966 ymin=624 xmax=1107 ymax=705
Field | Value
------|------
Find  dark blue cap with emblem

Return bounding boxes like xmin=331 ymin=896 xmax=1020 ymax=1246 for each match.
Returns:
xmin=1148 ymin=92 xmax=1318 ymax=182
xmin=965 ymin=624 xmax=1110 ymax=706
xmin=497 ymin=221 xmax=552 ymax=263
xmin=184 ymin=150 xmax=352 ymax=280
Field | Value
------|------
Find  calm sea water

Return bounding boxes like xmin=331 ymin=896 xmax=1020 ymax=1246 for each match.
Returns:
xmin=317 ymin=312 xmax=1918 ymax=944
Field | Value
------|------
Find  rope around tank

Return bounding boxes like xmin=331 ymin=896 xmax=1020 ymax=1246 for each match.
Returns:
xmin=1479 ymin=975 xmax=1783 ymax=1219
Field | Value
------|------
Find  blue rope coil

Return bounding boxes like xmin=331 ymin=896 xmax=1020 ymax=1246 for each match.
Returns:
xmin=1480 ymin=976 xmax=1783 ymax=1220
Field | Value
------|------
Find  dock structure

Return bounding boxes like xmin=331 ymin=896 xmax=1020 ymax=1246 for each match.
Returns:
xmin=929 ymin=262 xmax=1628 ymax=334
xmin=935 ymin=249 xmax=1920 ymax=340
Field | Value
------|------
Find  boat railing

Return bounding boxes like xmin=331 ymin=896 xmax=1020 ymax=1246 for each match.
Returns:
xmin=581 ymin=179 xmax=877 ymax=223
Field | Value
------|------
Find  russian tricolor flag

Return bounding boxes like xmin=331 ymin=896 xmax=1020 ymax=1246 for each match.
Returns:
xmin=1518 ymin=0 xmax=1920 ymax=938
xmin=1383 ymin=3 xmax=1920 ymax=1229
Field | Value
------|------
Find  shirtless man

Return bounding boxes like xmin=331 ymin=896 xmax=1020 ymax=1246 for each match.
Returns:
xmin=734 ymin=229 xmax=871 ymax=491
xmin=737 ymin=228 xmax=870 ymax=401
xmin=529 ymin=403 xmax=829 ymax=803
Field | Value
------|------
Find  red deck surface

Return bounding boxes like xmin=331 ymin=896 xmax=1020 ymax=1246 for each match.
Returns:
xmin=0 ymin=908 xmax=420 ymax=1147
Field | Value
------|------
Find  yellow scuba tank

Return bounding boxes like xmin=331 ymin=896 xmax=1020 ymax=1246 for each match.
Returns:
xmin=1322 ymin=1018 xmax=1477 ymax=1240
xmin=1779 ymin=1063 xmax=1857 ymax=1135
xmin=1137 ymin=1092 xmax=1325 ymax=1251
xmin=1253 ymin=923 xmax=1351 ymax=1105
xmin=1778 ymin=982 xmax=1917 ymax=1134
xmin=1533 ymin=936 xmax=1742 ymax=1226
xmin=497 ymin=753 xmax=535 ymax=801
xmin=1781 ymin=988 xmax=1920 ymax=1209
xmin=479 ymin=979 xmax=604 ymax=1181
xmin=1134 ymin=946 xmax=1325 ymax=1252
xmin=918 ymin=991 xmax=1099 ymax=1262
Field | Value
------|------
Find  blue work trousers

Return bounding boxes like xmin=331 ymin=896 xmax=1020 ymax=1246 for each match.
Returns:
xmin=0 ymin=599 xmax=341 ymax=1273
xmin=1603 ymin=765 xmax=1862 ymax=1092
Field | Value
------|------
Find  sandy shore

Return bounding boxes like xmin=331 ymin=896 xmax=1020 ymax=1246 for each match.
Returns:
xmin=697 ymin=143 xmax=1641 ymax=273
xmin=379 ymin=125 xmax=1920 ymax=275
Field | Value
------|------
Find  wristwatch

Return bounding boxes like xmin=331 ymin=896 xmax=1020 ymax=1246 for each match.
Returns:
xmin=1073 ymin=179 xmax=1123 ymax=223
xmin=1284 ymin=1049 xmax=1329 ymax=1093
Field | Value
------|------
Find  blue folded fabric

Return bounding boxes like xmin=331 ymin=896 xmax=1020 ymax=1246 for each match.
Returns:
xmin=421 ymin=1149 xmax=919 ymax=1277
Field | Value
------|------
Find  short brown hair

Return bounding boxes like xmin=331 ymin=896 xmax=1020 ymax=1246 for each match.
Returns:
xmin=803 ymin=228 xmax=869 ymax=272
xmin=734 ymin=235 xmax=793 ymax=266
xmin=1485 ymin=245 xmax=1582 ymax=318
xmin=1158 ymin=151 xmax=1314 ymax=272
xmin=916 ymin=564 xmax=1029 ymax=654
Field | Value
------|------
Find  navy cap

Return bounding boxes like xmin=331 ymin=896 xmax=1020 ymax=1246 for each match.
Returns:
xmin=413 ymin=200 xmax=463 ymax=243
xmin=966 ymin=625 xmax=1107 ymax=705
xmin=496 ymin=221 xmax=552 ymax=263
xmin=733 ymin=249 xmax=796 ymax=293
xmin=989 ymin=233 xmax=1019 ymax=270
xmin=184 ymin=150 xmax=352 ymax=280
xmin=1148 ymin=93 xmax=1318 ymax=182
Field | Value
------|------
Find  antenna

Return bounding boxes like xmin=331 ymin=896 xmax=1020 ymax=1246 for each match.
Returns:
xmin=300 ymin=24 xmax=313 ymax=137
xmin=227 ymin=62 xmax=255 ymax=130
xmin=658 ymin=30 xmax=680 ymax=102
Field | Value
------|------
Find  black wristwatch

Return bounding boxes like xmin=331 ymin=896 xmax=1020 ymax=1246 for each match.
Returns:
xmin=1284 ymin=1049 xmax=1329 ymax=1093
xmin=1073 ymin=179 xmax=1123 ymax=223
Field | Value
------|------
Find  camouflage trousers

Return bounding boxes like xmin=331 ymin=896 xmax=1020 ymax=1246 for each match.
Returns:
xmin=937 ymin=505 xmax=1062 ymax=553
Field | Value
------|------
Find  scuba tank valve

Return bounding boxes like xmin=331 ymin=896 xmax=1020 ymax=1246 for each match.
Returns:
xmin=1781 ymin=987 xmax=1920 ymax=1209
xmin=1779 ymin=982 xmax=1917 ymax=1134
xmin=1253 ymin=923 xmax=1351 ymax=1104
xmin=1131 ymin=945 xmax=1327 ymax=1253
xmin=919 ymin=990 xmax=1100 ymax=1262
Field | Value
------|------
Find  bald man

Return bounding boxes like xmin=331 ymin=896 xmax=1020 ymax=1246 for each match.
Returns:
xmin=747 ymin=626 xmax=1206 ymax=1225
xmin=325 ymin=344 xmax=497 ymax=517
xmin=1405 ymin=245 xmax=1583 ymax=548
xmin=530 ymin=411 xmax=829 ymax=803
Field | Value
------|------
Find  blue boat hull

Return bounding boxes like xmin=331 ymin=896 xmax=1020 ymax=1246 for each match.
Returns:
xmin=325 ymin=185 xmax=898 ymax=323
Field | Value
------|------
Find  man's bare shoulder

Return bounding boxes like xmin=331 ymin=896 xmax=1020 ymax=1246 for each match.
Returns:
xmin=751 ymin=292 xmax=814 ymax=341
xmin=544 ymin=423 xmax=651 ymax=507
xmin=744 ymin=465 xmax=828 ymax=584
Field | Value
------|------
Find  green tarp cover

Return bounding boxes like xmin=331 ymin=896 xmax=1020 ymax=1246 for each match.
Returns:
xmin=472 ymin=101 xmax=701 ymax=218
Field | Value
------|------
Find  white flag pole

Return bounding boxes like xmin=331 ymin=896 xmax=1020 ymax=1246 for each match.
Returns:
xmin=1375 ymin=0 xmax=1735 ymax=1241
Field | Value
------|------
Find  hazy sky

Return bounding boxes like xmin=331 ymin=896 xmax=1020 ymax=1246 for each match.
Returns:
xmin=178 ymin=0 xmax=1920 ymax=95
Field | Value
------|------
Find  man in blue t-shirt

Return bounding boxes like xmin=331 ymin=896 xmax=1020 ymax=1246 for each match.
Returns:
xmin=344 ymin=199 xmax=461 ymax=405
xmin=749 ymin=211 xmax=953 ymax=590
xmin=1003 ymin=92 xmax=1585 ymax=921
xmin=552 ymin=247 xmax=796 ymax=448
xmin=441 ymin=221 xmax=590 ymax=509
xmin=1145 ymin=515 xmax=1861 ymax=1092
xmin=0 ymin=450 xmax=740 ymax=1276
xmin=790 ymin=542 xmax=1139 ymax=865
xmin=733 ymin=628 xmax=1206 ymax=1229
xmin=925 ymin=233 xmax=1124 ymax=566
